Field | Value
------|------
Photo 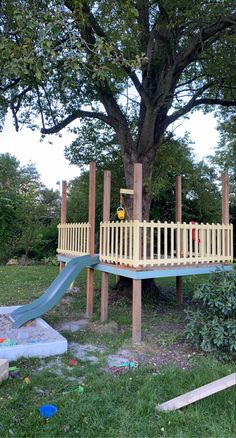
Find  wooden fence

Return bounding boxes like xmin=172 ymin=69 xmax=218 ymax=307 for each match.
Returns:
xmin=99 ymin=220 xmax=233 ymax=267
xmin=57 ymin=223 xmax=90 ymax=256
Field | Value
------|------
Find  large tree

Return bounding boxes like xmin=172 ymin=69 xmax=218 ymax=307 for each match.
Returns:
xmin=1 ymin=1 xmax=236 ymax=218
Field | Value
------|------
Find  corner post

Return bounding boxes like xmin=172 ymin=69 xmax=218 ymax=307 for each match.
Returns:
xmin=222 ymin=171 xmax=229 ymax=258
xmin=60 ymin=180 xmax=67 ymax=270
xmin=222 ymin=172 xmax=229 ymax=224
xmin=101 ymin=170 xmax=111 ymax=322
xmin=175 ymin=175 xmax=183 ymax=305
xmin=132 ymin=163 xmax=142 ymax=343
xmin=86 ymin=162 xmax=96 ymax=318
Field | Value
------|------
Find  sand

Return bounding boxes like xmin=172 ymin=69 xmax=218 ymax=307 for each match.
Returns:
xmin=0 ymin=314 xmax=61 ymax=345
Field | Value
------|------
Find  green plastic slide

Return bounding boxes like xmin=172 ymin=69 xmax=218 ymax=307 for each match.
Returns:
xmin=10 ymin=255 xmax=99 ymax=328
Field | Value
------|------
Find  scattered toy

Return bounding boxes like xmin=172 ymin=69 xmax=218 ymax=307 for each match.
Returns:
xmin=0 ymin=339 xmax=17 ymax=347
xmin=63 ymin=385 xmax=84 ymax=395
xmin=9 ymin=366 xmax=20 ymax=379
xmin=39 ymin=404 xmax=58 ymax=419
xmin=24 ymin=377 xmax=31 ymax=384
xmin=9 ymin=366 xmax=19 ymax=372
xmin=74 ymin=385 xmax=84 ymax=394
xmin=24 ymin=321 xmax=34 ymax=327
xmin=68 ymin=359 xmax=78 ymax=366
xmin=111 ymin=358 xmax=139 ymax=374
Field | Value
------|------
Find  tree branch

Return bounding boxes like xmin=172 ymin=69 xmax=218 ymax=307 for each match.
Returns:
xmin=0 ymin=78 xmax=21 ymax=91
xmin=40 ymin=109 xmax=114 ymax=134
xmin=175 ymin=74 xmax=205 ymax=90
xmin=137 ymin=0 xmax=150 ymax=51
xmin=175 ymin=13 xmax=236 ymax=71
xmin=166 ymin=85 xmax=236 ymax=127
xmin=64 ymin=0 xmax=148 ymax=105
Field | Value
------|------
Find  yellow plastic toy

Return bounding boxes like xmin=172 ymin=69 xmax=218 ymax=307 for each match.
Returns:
xmin=116 ymin=205 xmax=125 ymax=220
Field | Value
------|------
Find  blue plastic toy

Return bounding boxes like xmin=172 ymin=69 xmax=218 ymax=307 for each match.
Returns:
xmin=39 ymin=404 xmax=58 ymax=418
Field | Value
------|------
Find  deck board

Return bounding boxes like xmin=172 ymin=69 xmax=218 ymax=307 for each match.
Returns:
xmin=57 ymin=255 xmax=232 ymax=279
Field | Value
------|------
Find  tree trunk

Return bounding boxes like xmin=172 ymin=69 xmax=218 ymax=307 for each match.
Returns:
xmin=122 ymin=139 xmax=157 ymax=220
xmin=118 ymin=142 xmax=162 ymax=297
xmin=114 ymin=277 xmax=161 ymax=303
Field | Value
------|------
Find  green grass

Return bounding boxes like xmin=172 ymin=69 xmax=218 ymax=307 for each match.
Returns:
xmin=0 ymin=357 xmax=235 ymax=438
xmin=0 ymin=265 xmax=235 ymax=437
xmin=0 ymin=265 xmax=59 ymax=305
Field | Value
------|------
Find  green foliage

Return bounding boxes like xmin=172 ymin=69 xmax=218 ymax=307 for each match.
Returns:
xmin=42 ymin=255 xmax=59 ymax=266
xmin=185 ymin=269 xmax=236 ymax=358
xmin=0 ymin=153 xmax=59 ymax=263
xmin=67 ymin=132 xmax=221 ymax=226
xmin=151 ymin=135 xmax=221 ymax=223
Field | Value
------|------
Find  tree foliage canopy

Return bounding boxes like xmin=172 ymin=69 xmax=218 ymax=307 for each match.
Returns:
xmin=1 ymin=0 xmax=236 ymax=216
xmin=0 ymin=153 xmax=59 ymax=262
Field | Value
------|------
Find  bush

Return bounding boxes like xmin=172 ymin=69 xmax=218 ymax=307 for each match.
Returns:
xmin=42 ymin=256 xmax=59 ymax=266
xmin=185 ymin=268 xmax=236 ymax=358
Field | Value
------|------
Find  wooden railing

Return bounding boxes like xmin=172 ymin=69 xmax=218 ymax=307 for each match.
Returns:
xmin=99 ymin=220 xmax=233 ymax=268
xmin=57 ymin=223 xmax=90 ymax=256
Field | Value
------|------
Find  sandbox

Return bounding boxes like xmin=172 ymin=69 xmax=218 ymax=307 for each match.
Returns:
xmin=0 ymin=306 xmax=67 ymax=360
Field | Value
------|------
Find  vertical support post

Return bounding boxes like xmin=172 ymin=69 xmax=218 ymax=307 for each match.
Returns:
xmin=60 ymin=180 xmax=67 ymax=271
xmin=133 ymin=163 xmax=143 ymax=221
xmin=101 ymin=170 xmax=111 ymax=322
xmin=222 ymin=172 xmax=229 ymax=224
xmin=86 ymin=162 xmax=96 ymax=318
xmin=222 ymin=172 xmax=229 ymax=257
xmin=132 ymin=279 xmax=142 ymax=343
xmin=175 ymin=175 xmax=183 ymax=305
xmin=132 ymin=163 xmax=142 ymax=343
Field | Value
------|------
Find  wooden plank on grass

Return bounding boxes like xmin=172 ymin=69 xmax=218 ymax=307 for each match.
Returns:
xmin=0 ymin=359 xmax=9 ymax=383
xmin=156 ymin=373 xmax=236 ymax=412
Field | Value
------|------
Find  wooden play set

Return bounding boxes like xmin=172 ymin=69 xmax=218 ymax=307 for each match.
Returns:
xmin=57 ymin=162 xmax=233 ymax=343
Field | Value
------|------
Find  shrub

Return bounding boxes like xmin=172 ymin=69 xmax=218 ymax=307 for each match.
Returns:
xmin=42 ymin=256 xmax=59 ymax=266
xmin=185 ymin=268 xmax=236 ymax=358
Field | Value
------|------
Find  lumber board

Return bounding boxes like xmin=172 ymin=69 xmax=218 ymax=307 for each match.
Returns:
xmin=120 ymin=188 xmax=134 ymax=195
xmin=156 ymin=373 xmax=236 ymax=412
xmin=0 ymin=359 xmax=9 ymax=383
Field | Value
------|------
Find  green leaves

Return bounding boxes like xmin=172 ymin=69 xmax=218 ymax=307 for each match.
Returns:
xmin=185 ymin=269 xmax=236 ymax=358
xmin=0 ymin=153 xmax=59 ymax=262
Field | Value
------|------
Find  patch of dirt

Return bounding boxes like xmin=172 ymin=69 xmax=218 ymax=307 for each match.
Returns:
xmin=36 ymin=356 xmax=84 ymax=383
xmin=55 ymin=313 xmax=199 ymax=372
xmin=69 ymin=342 xmax=106 ymax=363
xmin=89 ymin=321 xmax=122 ymax=335
xmin=56 ymin=319 xmax=89 ymax=333
xmin=60 ymin=286 xmax=81 ymax=304
xmin=105 ymin=341 xmax=201 ymax=373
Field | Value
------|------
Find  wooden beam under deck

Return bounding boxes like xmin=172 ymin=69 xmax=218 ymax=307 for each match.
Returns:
xmin=57 ymin=255 xmax=232 ymax=279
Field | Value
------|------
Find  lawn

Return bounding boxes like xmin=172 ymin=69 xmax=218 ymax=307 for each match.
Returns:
xmin=0 ymin=265 xmax=235 ymax=438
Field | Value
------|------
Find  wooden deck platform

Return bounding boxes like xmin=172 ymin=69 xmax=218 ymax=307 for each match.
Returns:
xmin=57 ymin=254 xmax=232 ymax=279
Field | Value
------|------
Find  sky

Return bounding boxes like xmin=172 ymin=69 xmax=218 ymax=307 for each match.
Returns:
xmin=0 ymin=111 xmax=219 ymax=191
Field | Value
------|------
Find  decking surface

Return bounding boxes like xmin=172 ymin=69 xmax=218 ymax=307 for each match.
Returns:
xmin=57 ymin=254 xmax=232 ymax=279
